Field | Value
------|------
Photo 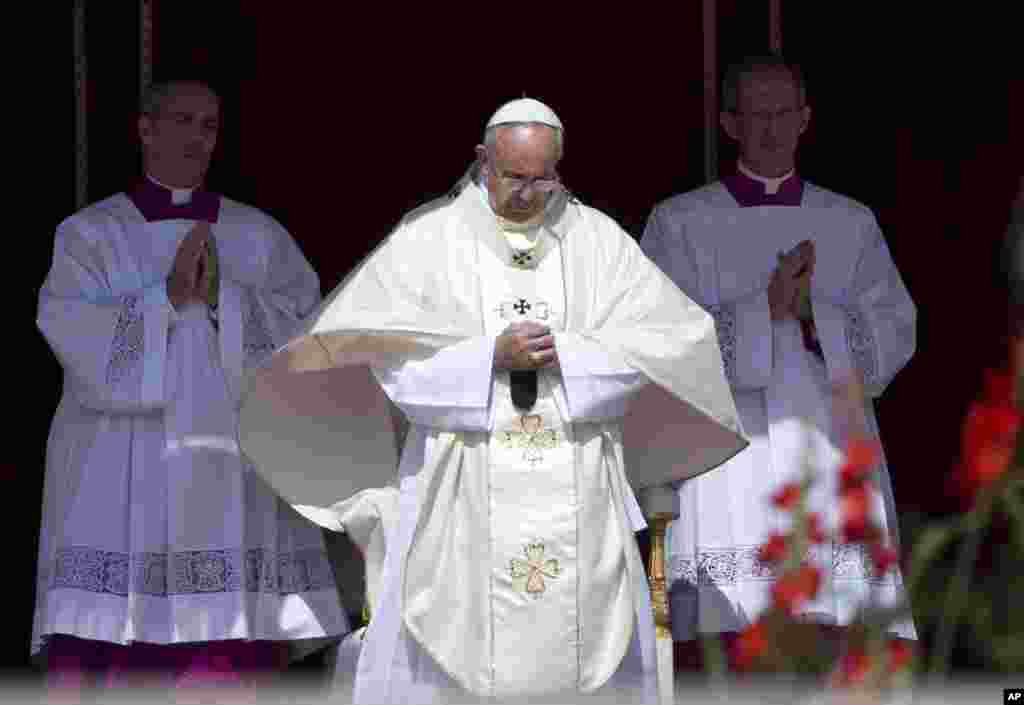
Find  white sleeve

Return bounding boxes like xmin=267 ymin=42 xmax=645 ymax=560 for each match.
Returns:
xmin=37 ymin=221 xmax=174 ymax=412
xmin=555 ymin=332 xmax=648 ymax=421
xmin=811 ymin=215 xmax=916 ymax=396
xmin=238 ymin=219 xmax=323 ymax=370
xmin=372 ymin=336 xmax=496 ymax=431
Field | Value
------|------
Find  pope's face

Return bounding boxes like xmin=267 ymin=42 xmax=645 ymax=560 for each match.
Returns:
xmin=139 ymin=83 xmax=220 ymax=189
xmin=721 ymin=68 xmax=810 ymax=178
xmin=482 ymin=125 xmax=561 ymax=223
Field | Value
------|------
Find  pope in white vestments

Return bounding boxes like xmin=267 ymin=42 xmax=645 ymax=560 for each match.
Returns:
xmin=238 ymin=98 xmax=747 ymax=702
xmin=640 ymin=55 xmax=918 ymax=662
xmin=34 ymin=81 xmax=348 ymax=692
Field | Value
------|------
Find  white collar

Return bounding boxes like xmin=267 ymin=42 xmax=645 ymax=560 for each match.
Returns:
xmin=737 ymin=161 xmax=795 ymax=195
xmin=146 ymin=173 xmax=197 ymax=205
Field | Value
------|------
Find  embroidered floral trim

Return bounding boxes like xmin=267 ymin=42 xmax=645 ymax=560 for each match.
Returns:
xmin=509 ymin=541 xmax=561 ymax=597
xmin=49 ymin=546 xmax=335 ymax=597
xmin=844 ymin=304 xmax=879 ymax=388
xmin=243 ymin=293 xmax=276 ymax=360
xmin=106 ymin=295 xmax=144 ymax=387
xmin=668 ymin=542 xmax=895 ymax=589
xmin=708 ymin=304 xmax=737 ymax=385
xmin=496 ymin=414 xmax=562 ymax=465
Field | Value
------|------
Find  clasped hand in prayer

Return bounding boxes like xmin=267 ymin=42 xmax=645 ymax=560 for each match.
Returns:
xmin=494 ymin=321 xmax=558 ymax=370
xmin=168 ymin=222 xmax=216 ymax=311
xmin=768 ymin=239 xmax=815 ymax=321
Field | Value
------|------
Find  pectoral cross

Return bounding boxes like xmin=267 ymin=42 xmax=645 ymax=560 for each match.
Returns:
xmin=513 ymin=298 xmax=531 ymax=315
xmin=512 ymin=251 xmax=534 ymax=268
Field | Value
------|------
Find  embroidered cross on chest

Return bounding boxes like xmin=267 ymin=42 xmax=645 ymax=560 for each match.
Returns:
xmin=511 ymin=251 xmax=534 ymax=268
xmin=496 ymin=414 xmax=560 ymax=465
xmin=509 ymin=541 xmax=561 ymax=597
xmin=495 ymin=299 xmax=550 ymax=321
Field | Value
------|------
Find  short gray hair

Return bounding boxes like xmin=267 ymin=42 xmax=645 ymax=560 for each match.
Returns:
xmin=721 ymin=54 xmax=806 ymax=112
xmin=483 ymin=122 xmax=564 ymax=161
xmin=140 ymin=80 xmax=219 ymax=116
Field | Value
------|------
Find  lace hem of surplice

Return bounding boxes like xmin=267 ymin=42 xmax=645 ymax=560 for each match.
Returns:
xmin=43 ymin=545 xmax=336 ymax=597
xmin=668 ymin=542 xmax=897 ymax=588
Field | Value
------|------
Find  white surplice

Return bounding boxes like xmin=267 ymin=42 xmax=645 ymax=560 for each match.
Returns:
xmin=641 ymin=180 xmax=918 ymax=640
xmin=238 ymin=181 xmax=747 ymax=702
xmin=33 ymin=192 xmax=349 ymax=655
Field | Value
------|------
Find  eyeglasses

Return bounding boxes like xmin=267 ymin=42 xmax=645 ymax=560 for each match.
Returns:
xmin=731 ymin=106 xmax=805 ymax=123
xmin=493 ymin=167 xmax=562 ymax=194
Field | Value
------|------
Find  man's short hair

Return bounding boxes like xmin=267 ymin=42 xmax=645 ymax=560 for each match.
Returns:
xmin=139 ymin=80 xmax=219 ymax=116
xmin=721 ymin=54 xmax=807 ymax=112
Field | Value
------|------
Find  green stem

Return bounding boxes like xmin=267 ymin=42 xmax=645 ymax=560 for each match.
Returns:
xmin=701 ymin=631 xmax=728 ymax=687
xmin=927 ymin=502 xmax=992 ymax=680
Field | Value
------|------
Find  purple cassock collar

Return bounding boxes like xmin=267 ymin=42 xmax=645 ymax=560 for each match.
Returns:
xmin=722 ymin=168 xmax=804 ymax=207
xmin=128 ymin=177 xmax=221 ymax=222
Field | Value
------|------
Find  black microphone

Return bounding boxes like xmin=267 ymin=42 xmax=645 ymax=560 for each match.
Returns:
xmin=510 ymin=370 xmax=538 ymax=411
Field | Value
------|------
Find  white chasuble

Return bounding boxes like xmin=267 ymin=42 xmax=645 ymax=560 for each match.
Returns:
xmin=34 ymin=193 xmax=348 ymax=655
xmin=641 ymin=184 xmax=917 ymax=641
xmin=239 ymin=182 xmax=748 ymax=701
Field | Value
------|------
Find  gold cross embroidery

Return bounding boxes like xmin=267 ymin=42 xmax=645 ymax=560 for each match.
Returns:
xmin=496 ymin=414 xmax=560 ymax=465
xmin=509 ymin=541 xmax=561 ymax=597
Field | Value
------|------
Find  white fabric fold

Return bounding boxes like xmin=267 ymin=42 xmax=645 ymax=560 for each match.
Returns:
xmin=372 ymin=335 xmax=494 ymax=431
xmin=732 ymin=288 xmax=774 ymax=389
xmin=218 ymin=280 xmax=245 ymax=405
xmin=811 ymin=295 xmax=854 ymax=383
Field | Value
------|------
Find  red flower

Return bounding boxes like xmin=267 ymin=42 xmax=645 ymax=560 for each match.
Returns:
xmin=887 ymin=639 xmax=914 ymax=673
xmin=845 ymin=438 xmax=878 ymax=469
xmin=958 ymin=401 xmax=1021 ymax=492
xmin=870 ymin=543 xmax=899 ymax=576
xmin=772 ymin=483 xmax=802 ymax=509
xmin=771 ymin=564 xmax=821 ymax=613
xmin=831 ymin=647 xmax=871 ymax=686
xmin=982 ymin=369 xmax=1016 ymax=405
xmin=733 ymin=620 xmax=768 ymax=669
xmin=805 ymin=512 xmax=828 ymax=544
xmin=839 ymin=485 xmax=872 ymax=542
xmin=840 ymin=438 xmax=878 ymax=490
xmin=758 ymin=533 xmax=788 ymax=563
